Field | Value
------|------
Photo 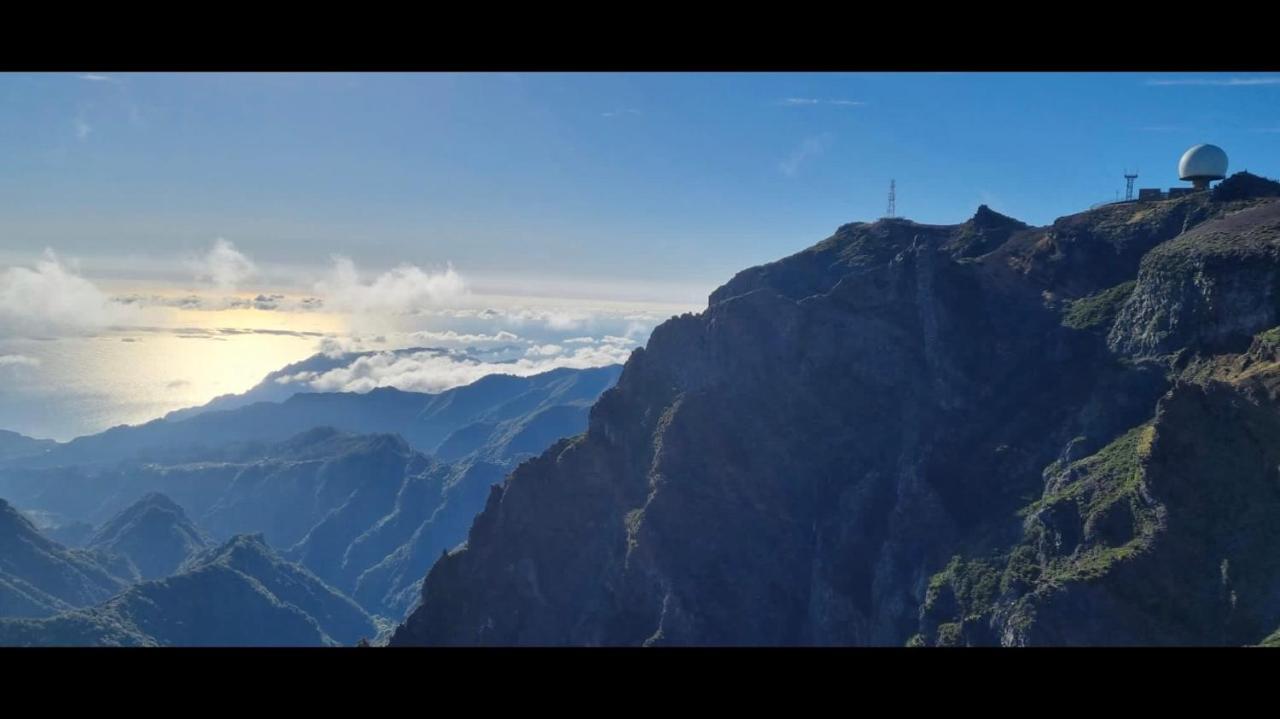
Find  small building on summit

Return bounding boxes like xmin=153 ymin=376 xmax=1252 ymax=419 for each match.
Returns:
xmin=1136 ymin=143 xmax=1229 ymax=201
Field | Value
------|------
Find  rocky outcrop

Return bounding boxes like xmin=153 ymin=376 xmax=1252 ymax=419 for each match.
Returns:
xmin=1109 ymin=202 xmax=1280 ymax=358
xmin=918 ymin=332 xmax=1280 ymax=646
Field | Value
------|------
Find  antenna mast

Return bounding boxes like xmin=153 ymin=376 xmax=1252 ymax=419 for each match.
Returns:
xmin=1124 ymin=169 xmax=1139 ymax=201
xmin=887 ymin=179 xmax=896 ymax=218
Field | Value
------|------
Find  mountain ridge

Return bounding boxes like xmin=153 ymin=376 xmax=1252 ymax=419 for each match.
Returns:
xmin=391 ymin=173 xmax=1280 ymax=646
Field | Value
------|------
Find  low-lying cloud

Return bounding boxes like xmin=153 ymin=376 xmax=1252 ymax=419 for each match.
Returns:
xmin=277 ymin=335 xmax=638 ymax=395
xmin=0 ymin=250 xmax=143 ymax=337
xmin=0 ymin=354 xmax=41 ymax=369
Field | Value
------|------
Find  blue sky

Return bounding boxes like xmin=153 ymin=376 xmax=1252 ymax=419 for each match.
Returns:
xmin=3 ymin=71 xmax=1280 ymax=439
xmin=2 ymin=71 xmax=1279 ymax=297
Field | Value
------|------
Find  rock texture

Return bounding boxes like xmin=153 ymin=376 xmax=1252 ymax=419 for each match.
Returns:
xmin=392 ymin=175 xmax=1280 ymax=646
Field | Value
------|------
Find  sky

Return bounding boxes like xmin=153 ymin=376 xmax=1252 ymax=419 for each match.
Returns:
xmin=1 ymin=71 xmax=1278 ymax=439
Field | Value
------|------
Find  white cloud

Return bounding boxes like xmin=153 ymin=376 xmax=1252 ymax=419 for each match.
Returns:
xmin=1146 ymin=77 xmax=1280 ymax=87
xmin=403 ymin=329 xmax=522 ymax=348
xmin=78 ymin=74 xmax=119 ymax=83
xmin=74 ymin=115 xmax=92 ymax=141
xmin=601 ymin=108 xmax=640 ymax=118
xmin=779 ymin=133 xmax=834 ymax=178
xmin=0 ymin=354 xmax=40 ymax=369
xmin=191 ymin=238 xmax=256 ymax=290
xmin=0 ymin=250 xmax=144 ymax=337
xmin=780 ymin=98 xmax=865 ymax=107
xmin=277 ymin=336 xmax=640 ymax=395
xmin=316 ymin=256 xmax=467 ymax=315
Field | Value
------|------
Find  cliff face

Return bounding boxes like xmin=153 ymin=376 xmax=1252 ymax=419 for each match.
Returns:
xmin=393 ymin=173 xmax=1280 ymax=646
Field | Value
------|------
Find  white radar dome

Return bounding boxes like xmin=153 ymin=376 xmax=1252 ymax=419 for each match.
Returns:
xmin=1178 ymin=144 xmax=1229 ymax=181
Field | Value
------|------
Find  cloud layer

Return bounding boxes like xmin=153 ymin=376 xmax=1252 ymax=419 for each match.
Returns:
xmin=276 ymin=335 xmax=638 ymax=395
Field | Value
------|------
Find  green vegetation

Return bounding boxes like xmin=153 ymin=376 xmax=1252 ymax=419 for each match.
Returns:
xmin=1024 ymin=424 xmax=1152 ymax=522
xmin=924 ymin=556 xmax=1001 ymax=622
xmin=924 ymin=423 xmax=1163 ymax=639
xmin=1000 ymin=545 xmax=1041 ymax=594
xmin=1061 ymin=280 xmax=1136 ymax=330
xmin=935 ymin=623 xmax=964 ymax=647
xmin=1253 ymin=326 xmax=1280 ymax=355
xmin=919 ymin=555 xmax=1005 ymax=645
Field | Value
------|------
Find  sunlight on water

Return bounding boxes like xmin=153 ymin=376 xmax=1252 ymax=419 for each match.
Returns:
xmin=0 ymin=306 xmax=347 ymax=441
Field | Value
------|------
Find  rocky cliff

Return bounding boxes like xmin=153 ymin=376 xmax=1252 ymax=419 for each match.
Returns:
xmin=391 ymin=172 xmax=1280 ymax=646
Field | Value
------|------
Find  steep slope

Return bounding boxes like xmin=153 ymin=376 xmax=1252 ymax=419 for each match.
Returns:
xmin=917 ymin=198 xmax=1280 ymax=646
xmin=391 ymin=177 xmax=1280 ymax=646
xmin=0 ymin=499 xmax=131 ymax=619
xmin=0 ymin=535 xmax=374 ymax=647
xmin=86 ymin=493 xmax=212 ymax=580
xmin=347 ymin=459 xmax=507 ymax=617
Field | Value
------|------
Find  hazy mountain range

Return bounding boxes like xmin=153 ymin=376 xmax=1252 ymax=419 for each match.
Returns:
xmin=0 ymin=358 xmax=624 ymax=644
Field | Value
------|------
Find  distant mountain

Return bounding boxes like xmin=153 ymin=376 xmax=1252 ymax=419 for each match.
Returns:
xmin=12 ymin=364 xmax=622 ymax=468
xmin=1 ymin=429 xmax=506 ymax=618
xmin=0 ymin=364 xmax=624 ymax=623
xmin=160 ymin=346 xmax=524 ymax=423
xmin=0 ymin=430 xmax=56 ymax=462
xmin=87 ymin=493 xmax=211 ymax=580
xmin=180 ymin=534 xmax=378 ymax=645
xmin=0 ymin=534 xmax=376 ymax=647
xmin=0 ymin=499 xmax=131 ymax=618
